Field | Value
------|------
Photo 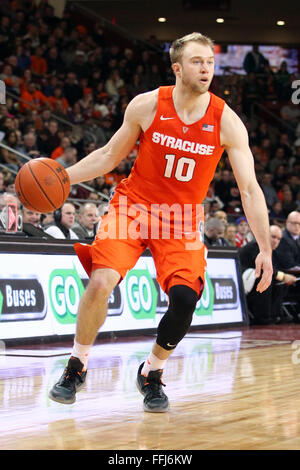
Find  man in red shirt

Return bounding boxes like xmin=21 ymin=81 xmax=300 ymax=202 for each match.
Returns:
xmin=19 ymin=81 xmax=48 ymax=112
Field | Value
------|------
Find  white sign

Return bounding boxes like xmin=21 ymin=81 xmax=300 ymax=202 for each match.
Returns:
xmin=0 ymin=252 xmax=245 ymax=340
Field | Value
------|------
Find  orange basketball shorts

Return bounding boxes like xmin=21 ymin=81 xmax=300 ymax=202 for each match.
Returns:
xmin=74 ymin=192 xmax=207 ymax=297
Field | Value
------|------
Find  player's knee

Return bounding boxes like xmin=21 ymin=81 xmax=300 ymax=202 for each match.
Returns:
xmin=168 ymin=284 xmax=198 ymax=315
xmin=156 ymin=285 xmax=198 ymax=350
xmin=87 ymin=270 xmax=117 ymax=299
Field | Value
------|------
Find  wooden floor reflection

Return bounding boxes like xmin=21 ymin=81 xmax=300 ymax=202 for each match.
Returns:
xmin=1 ymin=325 xmax=300 ymax=450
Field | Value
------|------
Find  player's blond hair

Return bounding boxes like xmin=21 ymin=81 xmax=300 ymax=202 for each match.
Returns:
xmin=169 ymin=32 xmax=215 ymax=64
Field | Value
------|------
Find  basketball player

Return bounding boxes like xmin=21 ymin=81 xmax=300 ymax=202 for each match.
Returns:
xmin=49 ymin=33 xmax=273 ymax=412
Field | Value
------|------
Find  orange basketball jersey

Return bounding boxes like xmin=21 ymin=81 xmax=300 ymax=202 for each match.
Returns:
xmin=117 ymin=85 xmax=225 ymax=208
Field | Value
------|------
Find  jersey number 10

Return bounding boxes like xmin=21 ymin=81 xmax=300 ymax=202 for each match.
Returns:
xmin=164 ymin=154 xmax=196 ymax=182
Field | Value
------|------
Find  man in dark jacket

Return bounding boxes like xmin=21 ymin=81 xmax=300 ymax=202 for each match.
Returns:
xmin=72 ymin=203 xmax=99 ymax=240
xmin=239 ymin=225 xmax=297 ymax=325
xmin=273 ymin=211 xmax=300 ymax=316
xmin=273 ymin=211 xmax=300 ymax=271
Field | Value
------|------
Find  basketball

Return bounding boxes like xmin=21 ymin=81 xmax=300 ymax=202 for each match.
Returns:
xmin=15 ymin=158 xmax=70 ymax=213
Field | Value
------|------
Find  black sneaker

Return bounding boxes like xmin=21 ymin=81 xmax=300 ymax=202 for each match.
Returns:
xmin=136 ymin=362 xmax=170 ymax=413
xmin=49 ymin=357 xmax=87 ymax=404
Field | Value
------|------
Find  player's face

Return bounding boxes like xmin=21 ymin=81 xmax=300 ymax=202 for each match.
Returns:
xmin=176 ymin=42 xmax=215 ymax=94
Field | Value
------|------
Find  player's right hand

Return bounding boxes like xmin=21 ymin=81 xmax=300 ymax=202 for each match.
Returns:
xmin=255 ymin=252 xmax=273 ymax=293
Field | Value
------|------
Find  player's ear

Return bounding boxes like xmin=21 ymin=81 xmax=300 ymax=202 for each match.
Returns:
xmin=172 ymin=62 xmax=181 ymax=78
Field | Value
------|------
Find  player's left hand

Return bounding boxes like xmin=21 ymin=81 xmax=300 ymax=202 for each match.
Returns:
xmin=255 ymin=252 xmax=273 ymax=293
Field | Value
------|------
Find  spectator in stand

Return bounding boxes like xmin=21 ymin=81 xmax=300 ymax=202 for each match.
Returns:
xmin=257 ymin=137 xmax=272 ymax=166
xmin=0 ymin=192 xmax=20 ymax=210
xmin=214 ymin=210 xmax=228 ymax=226
xmin=48 ymin=86 xmax=70 ymax=113
xmin=260 ymin=172 xmax=278 ymax=208
xmin=241 ymin=72 xmax=262 ymax=114
xmin=43 ymin=119 xmax=61 ymax=156
xmin=105 ymin=160 xmax=128 ymax=187
xmin=280 ymin=188 xmax=297 ymax=218
xmin=94 ymin=92 xmax=111 ymax=119
xmin=19 ymin=81 xmax=48 ymax=113
xmin=105 ymin=69 xmax=125 ymax=101
xmin=224 ymin=223 xmax=237 ymax=247
xmin=235 ymin=216 xmax=250 ymax=247
xmin=68 ymin=50 xmax=89 ymax=80
xmin=72 ymin=202 xmax=99 ymax=240
xmin=93 ymin=175 xmax=111 ymax=197
xmin=256 ymin=122 xmax=271 ymax=144
xmin=21 ymin=206 xmax=42 ymax=228
xmin=63 ymin=72 xmax=83 ymax=106
xmin=273 ymin=211 xmax=300 ymax=271
xmin=44 ymin=202 xmax=79 ymax=239
xmin=0 ymin=130 xmax=23 ymax=172
xmin=41 ymin=211 xmax=55 ymax=228
xmin=56 ymin=146 xmax=78 ymax=168
xmin=23 ymin=23 xmax=40 ymax=49
xmin=17 ymin=131 xmax=40 ymax=159
xmin=213 ymin=169 xmax=232 ymax=209
xmin=146 ymin=64 xmax=162 ymax=90
xmin=276 ymin=61 xmax=291 ymax=101
xmin=30 ymin=46 xmax=48 ymax=77
xmin=51 ymin=136 xmax=71 ymax=160
xmin=0 ymin=64 xmax=21 ymax=94
xmin=127 ymin=73 xmax=147 ymax=98
xmin=268 ymin=146 xmax=286 ymax=174
xmin=269 ymin=200 xmax=285 ymax=225
xmin=204 ymin=217 xmax=227 ymax=247
xmin=45 ymin=46 xmax=65 ymax=75
xmin=272 ymin=164 xmax=288 ymax=193
xmin=210 ymin=198 xmax=223 ymax=214
xmin=286 ymin=174 xmax=300 ymax=201
xmin=0 ymin=116 xmax=15 ymax=136
xmin=273 ymin=211 xmax=300 ymax=318
xmin=4 ymin=175 xmax=15 ymax=193
xmin=68 ymin=102 xmax=85 ymax=125
xmin=19 ymin=68 xmax=32 ymax=94
xmin=279 ymin=133 xmax=293 ymax=159
xmin=240 ymin=225 xmax=297 ymax=325
xmin=280 ymin=102 xmax=300 ymax=130
xmin=78 ymin=88 xmax=94 ymax=114
xmin=243 ymin=45 xmax=267 ymax=74
xmin=290 ymin=149 xmax=300 ymax=182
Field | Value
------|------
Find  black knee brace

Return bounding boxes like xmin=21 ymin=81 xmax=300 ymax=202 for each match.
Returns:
xmin=156 ymin=285 xmax=198 ymax=351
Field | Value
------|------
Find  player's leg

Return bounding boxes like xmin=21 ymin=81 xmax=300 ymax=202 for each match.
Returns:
xmin=136 ymin=283 xmax=200 ymax=412
xmin=75 ymin=267 xmax=121 ymax=346
xmin=136 ymin=236 xmax=206 ymax=412
xmin=49 ymin=267 xmax=120 ymax=404
xmin=49 ymin=198 xmax=147 ymax=404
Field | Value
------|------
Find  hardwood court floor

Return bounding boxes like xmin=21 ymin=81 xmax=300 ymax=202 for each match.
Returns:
xmin=1 ymin=324 xmax=300 ymax=450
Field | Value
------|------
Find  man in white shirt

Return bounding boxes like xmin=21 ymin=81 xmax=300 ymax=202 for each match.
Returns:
xmin=44 ymin=202 xmax=79 ymax=239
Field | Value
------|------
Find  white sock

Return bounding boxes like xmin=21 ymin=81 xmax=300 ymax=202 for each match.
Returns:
xmin=71 ymin=340 xmax=91 ymax=370
xmin=141 ymin=352 xmax=167 ymax=377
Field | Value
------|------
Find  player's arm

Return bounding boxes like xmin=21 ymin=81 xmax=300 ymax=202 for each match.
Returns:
xmin=66 ymin=95 xmax=143 ymax=185
xmin=220 ymin=104 xmax=273 ymax=293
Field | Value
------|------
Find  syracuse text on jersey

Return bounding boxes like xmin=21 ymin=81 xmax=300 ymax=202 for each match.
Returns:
xmin=152 ymin=132 xmax=215 ymax=156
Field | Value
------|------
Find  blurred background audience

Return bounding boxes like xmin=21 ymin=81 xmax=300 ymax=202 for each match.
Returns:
xmin=0 ymin=0 xmax=299 ymax=324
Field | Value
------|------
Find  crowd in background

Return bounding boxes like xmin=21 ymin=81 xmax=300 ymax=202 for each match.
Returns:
xmin=0 ymin=0 xmax=299 ymax=324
